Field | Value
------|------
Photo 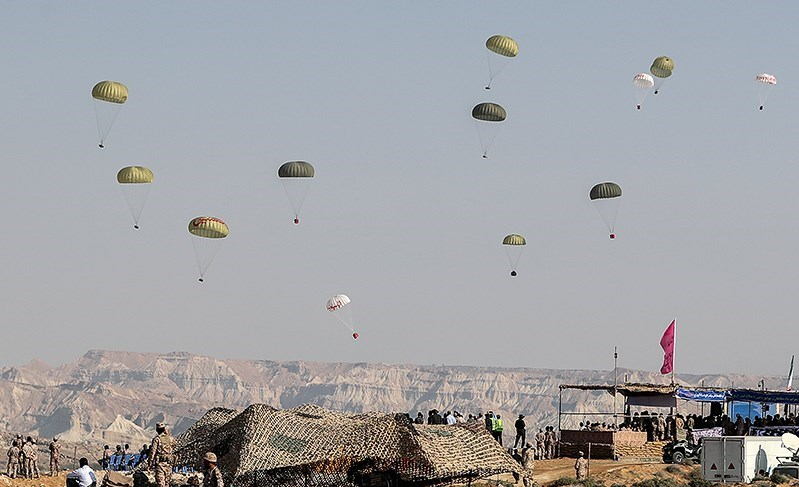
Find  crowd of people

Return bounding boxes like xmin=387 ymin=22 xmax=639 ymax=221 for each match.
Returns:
xmin=409 ymin=409 xmax=559 ymax=460
xmin=4 ymin=435 xmax=61 ymax=479
xmin=5 ymin=421 xmax=222 ymax=487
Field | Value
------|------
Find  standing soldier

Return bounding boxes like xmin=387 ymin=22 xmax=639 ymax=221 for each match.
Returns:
xmin=22 ymin=436 xmax=39 ymax=479
xmin=545 ymin=426 xmax=557 ymax=459
xmin=28 ymin=438 xmax=41 ymax=479
xmin=534 ymin=428 xmax=545 ymax=460
xmin=148 ymin=422 xmax=174 ymax=487
xmin=202 ymin=452 xmax=223 ymax=487
xmin=6 ymin=439 xmax=20 ymax=479
xmin=49 ymin=437 xmax=61 ymax=476
xmin=574 ymin=451 xmax=588 ymax=480
xmin=655 ymin=413 xmax=665 ymax=441
xmin=521 ymin=442 xmax=535 ymax=487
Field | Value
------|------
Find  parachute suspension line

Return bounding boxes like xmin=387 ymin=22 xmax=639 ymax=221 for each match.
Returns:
xmin=94 ymin=101 xmax=122 ymax=148
xmin=473 ymin=120 xmax=497 ymax=159
xmin=94 ymin=102 xmax=104 ymax=147
xmin=485 ymin=51 xmax=510 ymax=90
xmin=280 ymin=180 xmax=312 ymax=225
xmin=191 ymin=238 xmax=223 ymax=282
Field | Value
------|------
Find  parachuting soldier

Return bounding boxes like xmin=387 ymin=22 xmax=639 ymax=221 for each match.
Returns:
xmin=148 ymin=422 xmax=174 ymax=487
xmin=6 ymin=439 xmax=20 ymax=479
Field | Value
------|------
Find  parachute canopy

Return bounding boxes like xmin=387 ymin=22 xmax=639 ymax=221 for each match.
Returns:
xmin=472 ymin=102 xmax=507 ymax=122
xmin=650 ymin=57 xmax=675 ymax=79
xmin=92 ymin=81 xmax=128 ymax=104
xmin=278 ymin=161 xmax=315 ymax=178
xmin=502 ymin=234 xmax=526 ymax=246
xmin=486 ymin=35 xmax=519 ymax=58
xmin=590 ymin=182 xmax=622 ymax=200
xmin=188 ymin=217 xmax=229 ymax=239
xmin=326 ymin=294 xmax=351 ymax=312
xmin=117 ymin=166 xmax=154 ymax=184
xmin=756 ymin=73 xmax=777 ymax=85
xmin=633 ymin=73 xmax=655 ymax=89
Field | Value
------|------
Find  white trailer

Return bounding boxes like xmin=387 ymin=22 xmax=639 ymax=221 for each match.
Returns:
xmin=701 ymin=436 xmax=791 ymax=482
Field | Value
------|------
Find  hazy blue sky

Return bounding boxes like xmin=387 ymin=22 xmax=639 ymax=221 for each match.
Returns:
xmin=1 ymin=2 xmax=797 ymax=376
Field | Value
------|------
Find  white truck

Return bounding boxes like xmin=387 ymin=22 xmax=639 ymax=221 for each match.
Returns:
xmin=701 ymin=436 xmax=791 ymax=482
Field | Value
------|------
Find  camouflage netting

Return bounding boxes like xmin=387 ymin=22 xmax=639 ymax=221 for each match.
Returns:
xmin=175 ymin=404 xmax=523 ymax=487
xmin=174 ymin=407 xmax=239 ymax=455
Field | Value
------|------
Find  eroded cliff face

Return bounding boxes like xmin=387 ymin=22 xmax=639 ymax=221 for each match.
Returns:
xmin=0 ymin=350 xmax=770 ymax=444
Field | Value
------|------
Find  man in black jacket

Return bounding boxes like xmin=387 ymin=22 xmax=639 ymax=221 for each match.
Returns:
xmin=514 ymin=414 xmax=526 ymax=448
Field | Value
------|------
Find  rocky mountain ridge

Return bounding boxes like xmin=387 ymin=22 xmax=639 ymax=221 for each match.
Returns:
xmin=0 ymin=350 xmax=781 ymax=445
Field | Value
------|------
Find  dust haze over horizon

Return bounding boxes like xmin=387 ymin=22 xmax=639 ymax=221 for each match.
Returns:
xmin=1 ymin=2 xmax=797 ymax=377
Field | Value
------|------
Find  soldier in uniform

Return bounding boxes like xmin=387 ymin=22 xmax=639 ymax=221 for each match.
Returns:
xmin=148 ymin=422 xmax=174 ymax=487
xmin=534 ymin=428 xmax=545 ymax=460
xmin=521 ymin=442 xmax=535 ymax=487
xmin=574 ymin=451 xmax=588 ymax=480
xmin=22 ymin=436 xmax=39 ymax=479
xmin=6 ymin=439 xmax=20 ymax=479
xmin=202 ymin=452 xmax=223 ymax=487
xmin=29 ymin=437 xmax=40 ymax=479
xmin=655 ymin=413 xmax=665 ymax=441
xmin=49 ymin=437 xmax=61 ymax=476
xmin=544 ymin=426 xmax=557 ymax=459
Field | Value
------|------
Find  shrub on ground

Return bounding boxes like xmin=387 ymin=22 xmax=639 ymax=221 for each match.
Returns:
xmin=551 ymin=476 xmax=577 ymax=487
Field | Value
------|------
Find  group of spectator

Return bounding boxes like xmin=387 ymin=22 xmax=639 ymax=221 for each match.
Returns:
xmin=409 ymin=409 xmax=561 ymax=460
xmin=618 ymin=411 xmax=684 ymax=442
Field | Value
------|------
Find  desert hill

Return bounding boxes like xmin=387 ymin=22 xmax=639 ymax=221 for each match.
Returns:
xmin=0 ymin=350 xmax=781 ymax=445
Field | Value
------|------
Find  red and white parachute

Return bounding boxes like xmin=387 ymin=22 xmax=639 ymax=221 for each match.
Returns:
xmin=326 ymin=294 xmax=358 ymax=339
xmin=755 ymin=73 xmax=777 ymax=110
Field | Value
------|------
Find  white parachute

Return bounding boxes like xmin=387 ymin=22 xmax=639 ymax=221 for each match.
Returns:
xmin=632 ymin=73 xmax=655 ymax=110
xmin=326 ymin=294 xmax=358 ymax=339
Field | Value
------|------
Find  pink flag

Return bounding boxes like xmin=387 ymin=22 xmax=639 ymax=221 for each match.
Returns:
xmin=659 ymin=320 xmax=676 ymax=375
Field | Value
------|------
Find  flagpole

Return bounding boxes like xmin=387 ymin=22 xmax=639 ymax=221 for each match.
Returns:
xmin=671 ymin=319 xmax=676 ymax=386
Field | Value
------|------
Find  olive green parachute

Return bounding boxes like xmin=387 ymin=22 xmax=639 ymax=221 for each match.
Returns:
xmin=650 ymin=56 xmax=675 ymax=79
xmin=278 ymin=161 xmax=315 ymax=178
xmin=502 ymin=233 xmax=526 ymax=276
xmin=188 ymin=217 xmax=228 ymax=282
xmin=188 ymin=217 xmax=229 ymax=239
xmin=590 ymin=183 xmax=622 ymax=239
xmin=486 ymin=35 xmax=519 ymax=58
xmin=502 ymin=234 xmax=526 ymax=246
xmin=117 ymin=166 xmax=154 ymax=184
xmin=117 ymin=166 xmax=154 ymax=229
xmin=92 ymin=81 xmax=128 ymax=148
xmin=92 ymin=81 xmax=128 ymax=104
xmin=472 ymin=103 xmax=507 ymax=122
xmin=590 ymin=182 xmax=622 ymax=200
xmin=278 ymin=161 xmax=315 ymax=224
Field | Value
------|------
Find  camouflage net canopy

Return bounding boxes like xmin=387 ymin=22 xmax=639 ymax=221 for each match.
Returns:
xmin=175 ymin=404 xmax=524 ymax=487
